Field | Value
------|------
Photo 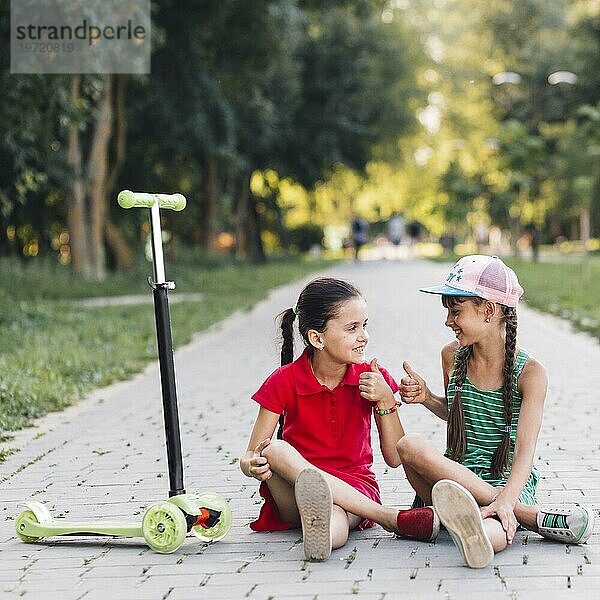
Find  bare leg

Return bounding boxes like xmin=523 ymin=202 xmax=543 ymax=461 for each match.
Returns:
xmin=484 ymin=519 xmax=509 ymax=553
xmin=262 ymin=440 xmax=399 ymax=534
xmin=402 ymin=463 xmax=435 ymax=504
xmin=331 ymin=509 xmax=362 ymax=549
xmin=397 ymin=434 xmax=539 ymax=531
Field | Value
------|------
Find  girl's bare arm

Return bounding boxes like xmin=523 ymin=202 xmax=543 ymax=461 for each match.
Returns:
xmin=400 ymin=343 xmax=456 ymax=421
xmin=240 ymin=406 xmax=280 ymax=480
xmin=359 ymin=359 xmax=404 ymax=467
xmin=373 ymin=395 xmax=405 ymax=468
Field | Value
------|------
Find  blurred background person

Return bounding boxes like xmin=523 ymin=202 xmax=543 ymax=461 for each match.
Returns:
xmin=387 ymin=212 xmax=405 ymax=259
xmin=351 ymin=216 xmax=369 ymax=261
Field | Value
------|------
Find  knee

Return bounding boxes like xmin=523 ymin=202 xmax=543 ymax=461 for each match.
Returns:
xmin=396 ymin=433 xmax=428 ymax=466
xmin=484 ymin=518 xmax=507 ymax=553
xmin=331 ymin=506 xmax=350 ymax=549
xmin=260 ymin=439 xmax=294 ymax=468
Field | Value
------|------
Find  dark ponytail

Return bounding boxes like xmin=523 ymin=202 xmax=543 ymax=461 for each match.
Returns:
xmin=278 ymin=307 xmax=297 ymax=366
xmin=275 ymin=307 xmax=296 ymax=439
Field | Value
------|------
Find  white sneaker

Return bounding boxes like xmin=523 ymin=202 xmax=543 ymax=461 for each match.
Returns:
xmin=432 ymin=479 xmax=494 ymax=569
xmin=294 ymin=467 xmax=333 ymax=561
xmin=537 ymin=505 xmax=595 ymax=544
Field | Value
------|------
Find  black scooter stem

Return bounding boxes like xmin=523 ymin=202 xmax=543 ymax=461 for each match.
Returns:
xmin=152 ymin=285 xmax=185 ymax=497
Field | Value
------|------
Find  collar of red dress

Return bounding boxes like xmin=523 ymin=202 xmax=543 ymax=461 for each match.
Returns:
xmin=292 ymin=350 xmax=364 ymax=395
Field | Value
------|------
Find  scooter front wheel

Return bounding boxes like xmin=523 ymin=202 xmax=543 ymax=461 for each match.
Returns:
xmin=15 ymin=510 xmax=42 ymax=543
xmin=190 ymin=492 xmax=232 ymax=543
xmin=142 ymin=502 xmax=187 ymax=553
xmin=15 ymin=501 xmax=53 ymax=543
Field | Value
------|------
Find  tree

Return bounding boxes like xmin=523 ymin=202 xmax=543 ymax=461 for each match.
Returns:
xmin=126 ymin=0 xmax=303 ymax=260
xmin=0 ymin=0 xmax=133 ymax=278
xmin=126 ymin=0 xmax=420 ymax=259
xmin=252 ymin=1 xmax=423 ymax=243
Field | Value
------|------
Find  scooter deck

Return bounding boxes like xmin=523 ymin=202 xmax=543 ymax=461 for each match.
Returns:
xmin=18 ymin=516 xmax=142 ymax=539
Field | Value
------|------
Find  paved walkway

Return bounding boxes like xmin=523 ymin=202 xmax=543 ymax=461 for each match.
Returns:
xmin=1 ymin=259 xmax=598 ymax=599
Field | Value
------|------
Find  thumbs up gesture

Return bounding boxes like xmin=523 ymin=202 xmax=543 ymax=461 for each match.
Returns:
xmin=359 ymin=358 xmax=393 ymax=404
xmin=399 ymin=361 xmax=428 ymax=404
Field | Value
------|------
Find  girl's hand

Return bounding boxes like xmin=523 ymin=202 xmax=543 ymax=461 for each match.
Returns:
xmin=359 ymin=359 xmax=394 ymax=405
xmin=399 ymin=361 xmax=428 ymax=404
xmin=480 ymin=492 xmax=518 ymax=544
xmin=243 ymin=439 xmax=273 ymax=481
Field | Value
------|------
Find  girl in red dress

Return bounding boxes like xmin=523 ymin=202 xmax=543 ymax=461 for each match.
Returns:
xmin=240 ymin=277 xmax=438 ymax=561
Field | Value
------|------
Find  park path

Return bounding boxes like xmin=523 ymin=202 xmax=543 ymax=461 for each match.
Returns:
xmin=0 ymin=259 xmax=598 ymax=599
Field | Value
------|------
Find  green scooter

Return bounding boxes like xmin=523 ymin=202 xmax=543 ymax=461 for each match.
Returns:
xmin=15 ymin=191 xmax=232 ymax=553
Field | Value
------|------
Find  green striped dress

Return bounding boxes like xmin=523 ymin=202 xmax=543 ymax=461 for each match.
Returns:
xmin=446 ymin=348 xmax=539 ymax=505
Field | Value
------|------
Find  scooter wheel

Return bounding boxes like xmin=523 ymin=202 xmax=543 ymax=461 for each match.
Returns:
xmin=15 ymin=510 xmax=42 ymax=543
xmin=190 ymin=491 xmax=232 ymax=543
xmin=142 ymin=502 xmax=187 ymax=553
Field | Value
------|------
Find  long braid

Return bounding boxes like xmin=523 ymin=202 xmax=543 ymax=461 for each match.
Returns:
xmin=447 ymin=344 xmax=472 ymax=462
xmin=490 ymin=306 xmax=518 ymax=478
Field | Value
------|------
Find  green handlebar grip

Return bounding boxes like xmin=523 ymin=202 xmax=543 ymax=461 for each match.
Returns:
xmin=118 ymin=190 xmax=186 ymax=211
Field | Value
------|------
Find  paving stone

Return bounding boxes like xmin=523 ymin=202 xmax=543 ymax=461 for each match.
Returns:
xmin=1 ymin=260 xmax=598 ymax=598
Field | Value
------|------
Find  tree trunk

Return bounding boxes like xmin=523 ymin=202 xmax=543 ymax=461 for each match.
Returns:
xmin=235 ymin=175 xmax=250 ymax=260
xmin=105 ymin=75 xmax=127 ymax=198
xmin=87 ymin=74 xmax=114 ymax=280
xmin=105 ymin=75 xmax=133 ymax=270
xmin=201 ymin=155 xmax=220 ymax=252
xmin=67 ymin=74 xmax=91 ymax=275
xmin=510 ymin=184 xmax=526 ymax=257
xmin=272 ymin=198 xmax=290 ymax=252
xmin=249 ymin=192 xmax=267 ymax=263
xmin=105 ymin=221 xmax=134 ymax=269
xmin=581 ymin=203 xmax=591 ymax=285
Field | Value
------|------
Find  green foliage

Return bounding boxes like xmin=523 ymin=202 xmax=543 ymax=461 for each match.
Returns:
xmin=439 ymin=160 xmax=485 ymax=225
xmin=496 ymin=120 xmax=545 ymax=175
xmin=285 ymin=2 xmax=422 ymax=185
xmin=0 ymin=255 xmax=329 ymax=438
xmin=0 ymin=0 xmax=421 ymax=262
xmin=2 ymin=0 xmax=600 ymax=262
xmin=388 ymin=0 xmax=600 ymax=243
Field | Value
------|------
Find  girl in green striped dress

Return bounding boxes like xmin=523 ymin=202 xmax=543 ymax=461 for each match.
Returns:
xmin=396 ymin=255 xmax=594 ymax=568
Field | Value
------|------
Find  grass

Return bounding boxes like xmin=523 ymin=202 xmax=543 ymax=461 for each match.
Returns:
xmin=428 ymin=253 xmax=600 ymax=341
xmin=2 ymin=250 xmax=598 ymax=456
xmin=503 ymin=258 xmax=600 ymax=340
xmin=0 ymin=254 xmax=329 ymax=442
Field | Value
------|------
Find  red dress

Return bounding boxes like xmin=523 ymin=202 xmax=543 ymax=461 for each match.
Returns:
xmin=250 ymin=350 xmax=399 ymax=531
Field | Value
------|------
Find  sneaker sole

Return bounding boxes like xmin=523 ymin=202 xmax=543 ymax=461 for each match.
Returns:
xmin=432 ymin=480 xmax=494 ymax=569
xmin=295 ymin=468 xmax=333 ymax=561
xmin=429 ymin=509 xmax=441 ymax=541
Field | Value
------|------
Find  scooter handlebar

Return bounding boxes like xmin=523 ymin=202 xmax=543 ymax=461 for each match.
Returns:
xmin=118 ymin=190 xmax=186 ymax=211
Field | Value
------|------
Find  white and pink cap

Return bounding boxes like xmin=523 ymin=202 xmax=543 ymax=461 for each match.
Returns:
xmin=420 ymin=255 xmax=524 ymax=307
